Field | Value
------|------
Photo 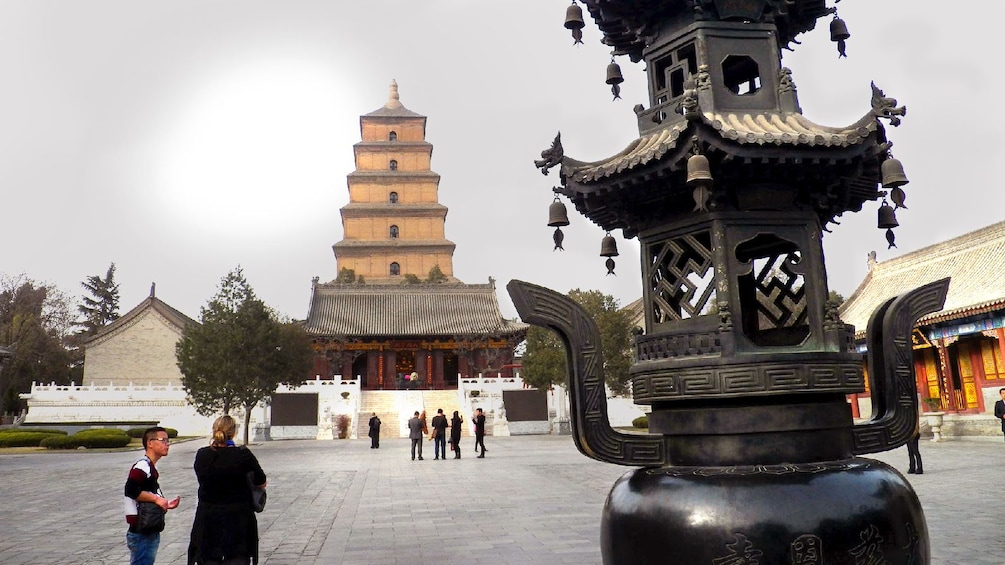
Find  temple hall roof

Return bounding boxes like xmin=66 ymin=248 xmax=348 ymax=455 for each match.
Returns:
xmin=304 ymin=282 xmax=528 ymax=338
xmin=839 ymin=221 xmax=1005 ymax=335
xmin=84 ymin=287 xmax=198 ymax=347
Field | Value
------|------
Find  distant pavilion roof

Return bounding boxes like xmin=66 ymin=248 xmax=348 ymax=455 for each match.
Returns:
xmin=839 ymin=221 xmax=1005 ymax=336
xmin=304 ymin=282 xmax=528 ymax=338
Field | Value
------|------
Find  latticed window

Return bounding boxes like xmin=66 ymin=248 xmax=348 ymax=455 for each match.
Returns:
xmin=648 ymin=231 xmax=716 ymax=323
xmin=735 ymin=234 xmax=808 ymax=346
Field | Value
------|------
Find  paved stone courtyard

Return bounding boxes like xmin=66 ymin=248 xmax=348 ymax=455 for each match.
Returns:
xmin=0 ymin=434 xmax=1002 ymax=564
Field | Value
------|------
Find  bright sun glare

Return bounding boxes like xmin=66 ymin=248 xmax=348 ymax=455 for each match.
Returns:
xmin=154 ymin=59 xmax=351 ymax=236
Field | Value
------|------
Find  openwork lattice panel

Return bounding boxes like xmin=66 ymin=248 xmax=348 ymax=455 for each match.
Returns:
xmin=649 ymin=231 xmax=716 ymax=323
xmin=752 ymin=252 xmax=806 ymax=330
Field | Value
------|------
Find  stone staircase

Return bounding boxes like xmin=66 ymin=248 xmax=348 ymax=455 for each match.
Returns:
xmin=356 ymin=390 xmax=468 ymax=439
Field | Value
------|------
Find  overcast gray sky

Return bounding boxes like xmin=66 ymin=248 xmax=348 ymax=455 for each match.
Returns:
xmin=2 ymin=1 xmax=1002 ymax=323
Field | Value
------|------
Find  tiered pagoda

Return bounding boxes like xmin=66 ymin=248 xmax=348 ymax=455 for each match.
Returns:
xmin=304 ymin=82 xmax=526 ymax=390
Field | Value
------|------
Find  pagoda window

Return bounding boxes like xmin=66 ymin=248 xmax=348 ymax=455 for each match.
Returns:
xmin=389 ymin=131 xmax=397 ymax=141
xmin=390 ymin=225 xmax=399 ymax=239
xmin=723 ymin=55 xmax=760 ymax=96
xmin=389 ymin=191 xmax=399 ymax=204
xmin=390 ymin=262 xmax=400 ymax=276
xmin=735 ymin=234 xmax=808 ymax=347
xmin=389 ymin=159 xmax=398 ymax=171
xmin=652 ymin=42 xmax=697 ymax=106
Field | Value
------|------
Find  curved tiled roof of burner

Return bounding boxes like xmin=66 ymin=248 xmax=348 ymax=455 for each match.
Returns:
xmin=561 ymin=110 xmax=880 ymax=183
xmin=580 ymin=0 xmax=832 ymax=61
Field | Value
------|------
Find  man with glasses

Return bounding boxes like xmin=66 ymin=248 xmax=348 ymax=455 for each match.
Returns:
xmin=124 ymin=426 xmax=181 ymax=564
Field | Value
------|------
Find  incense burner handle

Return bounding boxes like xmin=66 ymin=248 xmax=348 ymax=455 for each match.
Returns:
xmin=852 ymin=277 xmax=950 ymax=455
xmin=507 ymin=279 xmax=666 ymax=467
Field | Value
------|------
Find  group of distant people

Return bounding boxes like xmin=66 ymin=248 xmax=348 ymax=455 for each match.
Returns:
xmin=397 ymin=407 xmax=487 ymax=460
xmin=124 ymin=416 xmax=266 ymax=565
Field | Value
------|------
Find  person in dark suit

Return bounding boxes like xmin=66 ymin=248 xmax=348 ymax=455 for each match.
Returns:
xmin=408 ymin=411 xmax=424 ymax=460
xmin=994 ymin=388 xmax=1005 ymax=443
xmin=449 ymin=410 xmax=463 ymax=459
xmin=473 ymin=408 xmax=487 ymax=458
xmin=368 ymin=413 xmax=381 ymax=449
xmin=906 ymin=430 xmax=923 ymax=474
xmin=430 ymin=409 xmax=448 ymax=460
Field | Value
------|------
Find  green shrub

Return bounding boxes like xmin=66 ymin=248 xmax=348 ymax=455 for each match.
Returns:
xmin=0 ymin=426 xmax=67 ymax=436
xmin=75 ymin=428 xmax=129 ymax=439
xmin=70 ymin=428 xmax=132 ymax=449
xmin=0 ymin=431 xmax=66 ymax=448
xmin=40 ymin=435 xmax=84 ymax=450
xmin=127 ymin=427 xmax=177 ymax=438
xmin=632 ymin=415 xmax=649 ymax=429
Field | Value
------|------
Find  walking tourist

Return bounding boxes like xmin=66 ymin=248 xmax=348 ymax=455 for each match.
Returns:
xmin=124 ymin=426 xmax=182 ymax=565
xmin=995 ymin=388 xmax=1005 ymax=442
xmin=368 ymin=412 xmax=381 ymax=448
xmin=449 ymin=410 xmax=463 ymax=459
xmin=187 ymin=415 xmax=267 ymax=565
xmin=408 ymin=411 xmax=424 ymax=460
xmin=473 ymin=408 xmax=487 ymax=458
xmin=906 ymin=430 xmax=923 ymax=474
xmin=430 ymin=408 xmax=448 ymax=460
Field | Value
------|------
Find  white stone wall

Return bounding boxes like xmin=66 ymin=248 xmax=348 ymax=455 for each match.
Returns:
xmin=83 ymin=309 xmax=186 ymax=386
xmin=20 ymin=381 xmax=216 ymax=436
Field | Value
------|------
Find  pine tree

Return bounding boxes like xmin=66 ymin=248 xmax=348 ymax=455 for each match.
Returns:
xmin=77 ymin=263 xmax=120 ymax=336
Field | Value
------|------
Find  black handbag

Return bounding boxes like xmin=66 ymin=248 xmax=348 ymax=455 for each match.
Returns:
xmin=247 ymin=471 xmax=266 ymax=513
xmin=135 ymin=501 xmax=165 ymax=534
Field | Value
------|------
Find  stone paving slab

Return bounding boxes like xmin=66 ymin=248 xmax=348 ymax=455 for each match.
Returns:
xmin=1 ymin=434 xmax=1003 ymax=564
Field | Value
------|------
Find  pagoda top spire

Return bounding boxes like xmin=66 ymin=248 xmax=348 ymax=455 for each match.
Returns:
xmin=385 ymin=79 xmax=402 ymax=110
xmin=365 ymin=79 xmax=423 ymax=119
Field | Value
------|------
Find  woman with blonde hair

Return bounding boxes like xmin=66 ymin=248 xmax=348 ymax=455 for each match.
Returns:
xmin=188 ymin=415 xmax=266 ymax=565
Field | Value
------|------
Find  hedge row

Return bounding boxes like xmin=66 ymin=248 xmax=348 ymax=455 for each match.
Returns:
xmin=126 ymin=427 xmax=178 ymax=439
xmin=42 ymin=428 xmax=132 ymax=450
xmin=0 ymin=430 xmax=68 ymax=448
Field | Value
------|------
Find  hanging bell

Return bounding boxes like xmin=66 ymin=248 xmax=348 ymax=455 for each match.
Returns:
xmin=877 ymin=200 xmax=899 ymax=229
xmin=548 ymin=197 xmax=571 ymax=227
xmin=829 ymin=16 xmax=850 ymax=41
xmin=600 ymin=233 xmax=619 ymax=257
xmin=686 ymin=154 xmax=713 ymax=185
xmin=565 ymin=2 xmax=585 ymax=45
xmin=606 ymin=61 xmax=624 ymax=85
xmin=830 ymin=16 xmax=850 ymax=58
xmin=606 ymin=60 xmax=624 ymax=101
xmin=881 ymin=157 xmax=909 ymax=188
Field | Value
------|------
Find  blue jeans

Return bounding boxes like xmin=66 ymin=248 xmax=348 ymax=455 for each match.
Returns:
xmin=434 ymin=435 xmax=446 ymax=459
xmin=126 ymin=531 xmax=160 ymax=565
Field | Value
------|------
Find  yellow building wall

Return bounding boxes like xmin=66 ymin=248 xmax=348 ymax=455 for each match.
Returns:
xmin=343 ymin=217 xmax=445 ymax=240
xmin=354 ymin=151 xmax=431 ymax=171
xmin=361 ymin=121 xmax=424 ymax=143
xmin=348 ymin=182 xmax=439 ymax=204
xmin=339 ymin=253 xmax=454 ymax=279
